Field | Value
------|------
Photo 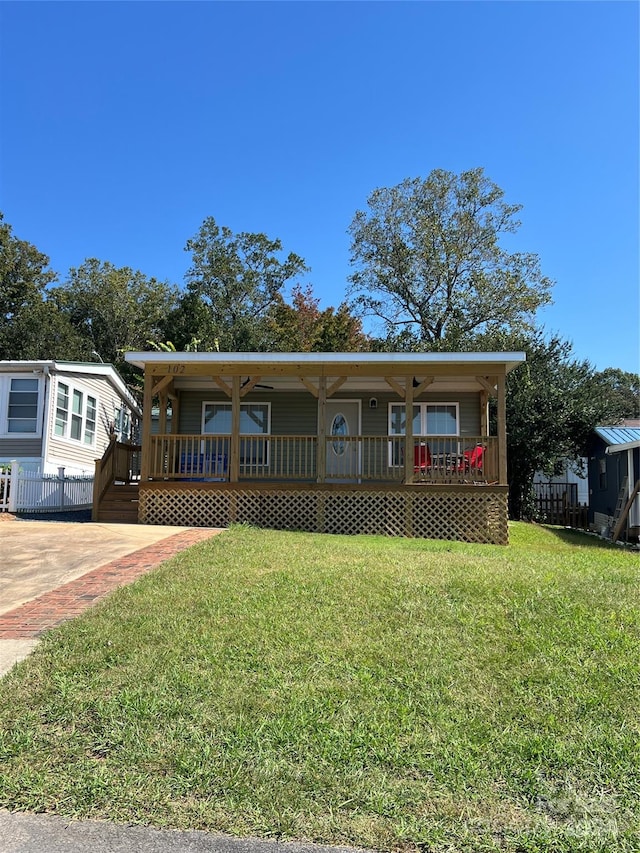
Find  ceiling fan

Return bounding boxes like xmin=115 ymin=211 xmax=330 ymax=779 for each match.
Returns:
xmin=241 ymin=376 xmax=274 ymax=390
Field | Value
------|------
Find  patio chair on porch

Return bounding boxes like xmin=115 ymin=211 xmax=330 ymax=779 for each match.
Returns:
xmin=414 ymin=443 xmax=432 ymax=476
xmin=179 ymin=451 xmax=228 ymax=481
xmin=457 ymin=444 xmax=484 ymax=477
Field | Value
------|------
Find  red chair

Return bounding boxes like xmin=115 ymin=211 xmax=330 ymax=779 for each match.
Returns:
xmin=457 ymin=444 xmax=484 ymax=476
xmin=414 ymin=443 xmax=432 ymax=475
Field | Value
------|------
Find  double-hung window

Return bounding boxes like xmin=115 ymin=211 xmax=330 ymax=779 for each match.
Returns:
xmin=55 ymin=380 xmax=97 ymax=446
xmin=7 ymin=378 xmax=40 ymax=434
xmin=388 ymin=403 xmax=459 ymax=466
xmin=202 ymin=402 xmax=270 ymax=469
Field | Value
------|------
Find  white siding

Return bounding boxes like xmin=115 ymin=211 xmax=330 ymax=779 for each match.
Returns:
xmin=45 ymin=372 xmax=131 ymax=475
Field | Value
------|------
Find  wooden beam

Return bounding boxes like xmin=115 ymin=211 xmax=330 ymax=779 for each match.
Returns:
xmin=171 ymin=390 xmax=181 ymax=435
xmin=496 ymin=373 xmax=507 ymax=485
xmin=212 ymin=376 xmax=232 ymax=397
xmin=239 ymin=376 xmax=262 ymax=398
xmin=229 ymin=376 xmax=241 ymax=483
xmin=140 ymin=370 xmax=153 ymax=481
xmin=475 ymin=375 xmax=498 ymax=397
xmin=148 ymin=360 xmax=512 ymax=378
xmin=413 ymin=376 xmax=434 ymax=396
xmin=158 ymin=392 xmax=168 ymax=435
xmin=385 ymin=376 xmax=406 ymax=399
xmin=480 ymin=390 xmax=488 ymax=437
xmin=404 ymin=376 xmax=414 ymax=484
xmin=316 ymin=376 xmax=327 ymax=483
xmin=327 ymin=376 xmax=348 ymax=397
xmin=152 ymin=374 xmax=174 ymax=397
xmin=299 ymin=377 xmax=319 ymax=398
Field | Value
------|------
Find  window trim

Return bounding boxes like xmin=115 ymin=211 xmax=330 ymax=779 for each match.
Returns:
xmin=201 ymin=401 xmax=272 ymax=468
xmin=52 ymin=378 xmax=99 ymax=448
xmin=388 ymin=402 xmax=460 ymax=437
xmin=0 ymin=374 xmax=43 ymax=438
xmin=388 ymin=402 xmax=460 ymax=468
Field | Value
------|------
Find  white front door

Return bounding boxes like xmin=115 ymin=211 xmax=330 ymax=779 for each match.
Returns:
xmin=325 ymin=401 xmax=360 ymax=481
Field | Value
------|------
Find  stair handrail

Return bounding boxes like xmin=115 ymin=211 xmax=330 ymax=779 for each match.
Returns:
xmin=93 ymin=439 xmax=142 ymax=519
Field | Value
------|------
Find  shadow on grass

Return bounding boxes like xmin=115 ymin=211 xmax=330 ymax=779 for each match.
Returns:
xmin=538 ymin=523 xmax=636 ymax=550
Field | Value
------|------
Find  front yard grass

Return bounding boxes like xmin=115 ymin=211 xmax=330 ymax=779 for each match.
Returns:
xmin=0 ymin=524 xmax=638 ymax=852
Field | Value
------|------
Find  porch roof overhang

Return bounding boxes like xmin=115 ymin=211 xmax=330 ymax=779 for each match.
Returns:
xmin=124 ymin=351 xmax=525 ymax=393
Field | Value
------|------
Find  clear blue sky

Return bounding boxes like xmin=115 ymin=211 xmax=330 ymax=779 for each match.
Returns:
xmin=1 ymin=1 xmax=638 ymax=373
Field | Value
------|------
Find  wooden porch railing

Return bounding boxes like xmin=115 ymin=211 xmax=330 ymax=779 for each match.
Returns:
xmin=146 ymin=434 xmax=497 ymax=484
xmin=93 ymin=440 xmax=142 ymax=504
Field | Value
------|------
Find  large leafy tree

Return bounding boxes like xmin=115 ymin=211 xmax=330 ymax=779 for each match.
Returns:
xmin=184 ymin=217 xmax=308 ymax=351
xmin=0 ymin=213 xmax=87 ymax=360
xmin=592 ymin=368 xmax=640 ymax=421
xmin=475 ymin=330 xmax=621 ymax=519
xmin=51 ymin=259 xmax=178 ymax=378
xmin=267 ymin=285 xmax=370 ymax=352
xmin=348 ymin=168 xmax=553 ymax=348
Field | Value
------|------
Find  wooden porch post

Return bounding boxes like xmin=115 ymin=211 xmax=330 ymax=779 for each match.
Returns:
xmin=479 ymin=390 xmax=488 ymax=438
xmin=497 ymin=372 xmax=507 ymax=485
xmin=230 ymin=375 xmax=241 ymax=483
xmin=158 ymin=392 xmax=168 ymax=435
xmin=140 ymin=369 xmax=154 ymax=481
xmin=316 ymin=376 xmax=327 ymax=483
xmin=404 ymin=376 xmax=414 ymax=484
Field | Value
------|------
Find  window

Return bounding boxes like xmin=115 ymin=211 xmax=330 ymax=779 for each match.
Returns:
xmin=7 ymin=378 xmax=39 ymax=433
xmin=55 ymin=383 xmax=69 ymax=436
xmin=54 ymin=380 xmax=98 ymax=446
xmin=202 ymin=402 xmax=270 ymax=467
xmin=388 ymin=403 xmax=459 ymax=466
xmin=389 ymin=403 xmax=459 ymax=437
xmin=598 ymin=458 xmax=607 ymax=491
xmin=114 ymin=407 xmax=131 ymax=442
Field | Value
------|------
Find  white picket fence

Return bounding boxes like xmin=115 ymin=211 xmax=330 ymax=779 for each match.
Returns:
xmin=0 ymin=462 xmax=94 ymax=513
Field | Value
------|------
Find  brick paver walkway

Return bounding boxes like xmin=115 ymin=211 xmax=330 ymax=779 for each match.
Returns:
xmin=0 ymin=529 xmax=221 ymax=639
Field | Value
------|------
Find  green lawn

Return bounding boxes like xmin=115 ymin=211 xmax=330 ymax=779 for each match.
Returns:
xmin=0 ymin=524 xmax=638 ymax=852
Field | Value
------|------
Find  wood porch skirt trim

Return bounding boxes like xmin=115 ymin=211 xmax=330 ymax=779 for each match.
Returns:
xmin=138 ymin=482 xmax=509 ymax=545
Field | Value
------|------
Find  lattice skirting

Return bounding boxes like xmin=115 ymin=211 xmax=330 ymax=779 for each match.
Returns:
xmin=139 ymin=486 xmax=509 ymax=544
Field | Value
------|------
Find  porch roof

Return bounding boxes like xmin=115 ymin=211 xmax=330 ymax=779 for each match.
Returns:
xmin=125 ymin=351 xmax=526 ymax=380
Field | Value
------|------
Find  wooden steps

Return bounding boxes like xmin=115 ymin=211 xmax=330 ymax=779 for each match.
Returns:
xmin=96 ymin=482 xmax=139 ymax=523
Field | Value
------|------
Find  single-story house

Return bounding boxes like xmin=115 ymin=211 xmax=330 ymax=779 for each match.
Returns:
xmin=0 ymin=360 xmax=141 ymax=476
xmin=586 ymin=421 xmax=640 ymax=540
xmin=101 ymin=351 xmax=525 ymax=544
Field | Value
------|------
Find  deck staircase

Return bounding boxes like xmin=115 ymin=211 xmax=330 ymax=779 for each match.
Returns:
xmin=95 ymin=481 xmax=139 ymax=523
xmin=93 ymin=440 xmax=142 ymax=524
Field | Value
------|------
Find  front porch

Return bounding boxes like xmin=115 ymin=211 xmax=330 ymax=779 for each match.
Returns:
xmin=121 ymin=351 xmax=524 ymax=544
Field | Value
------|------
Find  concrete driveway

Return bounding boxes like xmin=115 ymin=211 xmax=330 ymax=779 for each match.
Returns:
xmin=0 ymin=518 xmax=221 ymax=676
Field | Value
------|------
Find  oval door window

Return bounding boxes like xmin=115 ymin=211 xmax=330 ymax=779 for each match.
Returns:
xmin=330 ymin=413 xmax=348 ymax=455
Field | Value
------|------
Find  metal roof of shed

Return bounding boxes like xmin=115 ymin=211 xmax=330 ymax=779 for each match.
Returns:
xmin=595 ymin=427 xmax=640 ymax=452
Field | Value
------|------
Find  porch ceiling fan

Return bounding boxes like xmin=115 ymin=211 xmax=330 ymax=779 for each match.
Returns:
xmin=241 ymin=376 xmax=274 ymax=390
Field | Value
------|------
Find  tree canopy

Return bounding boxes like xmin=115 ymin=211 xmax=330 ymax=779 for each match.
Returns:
xmin=183 ymin=217 xmax=308 ymax=351
xmin=51 ymin=259 xmax=179 ymax=379
xmin=0 ymin=213 xmax=89 ymax=360
xmin=348 ymin=168 xmax=553 ymax=348
xmin=267 ymin=285 xmax=370 ymax=352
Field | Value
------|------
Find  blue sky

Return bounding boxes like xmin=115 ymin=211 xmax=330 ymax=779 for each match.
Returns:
xmin=1 ymin=1 xmax=638 ymax=373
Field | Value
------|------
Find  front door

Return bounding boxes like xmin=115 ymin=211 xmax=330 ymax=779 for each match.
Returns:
xmin=325 ymin=401 xmax=360 ymax=481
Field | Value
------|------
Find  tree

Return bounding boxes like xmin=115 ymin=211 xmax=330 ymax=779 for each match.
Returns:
xmin=473 ymin=329 xmax=619 ymax=519
xmin=592 ymin=368 xmax=640 ymax=421
xmin=267 ymin=285 xmax=370 ymax=352
xmin=184 ymin=217 xmax=308 ymax=351
xmin=348 ymin=168 xmax=553 ymax=348
xmin=51 ymin=259 xmax=178 ymax=379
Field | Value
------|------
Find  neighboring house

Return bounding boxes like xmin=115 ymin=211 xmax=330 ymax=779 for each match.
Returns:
xmin=586 ymin=421 xmax=640 ymax=540
xmin=533 ymin=460 xmax=589 ymax=504
xmin=0 ymin=360 xmax=141 ymax=476
xmin=104 ymin=350 xmax=525 ymax=544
